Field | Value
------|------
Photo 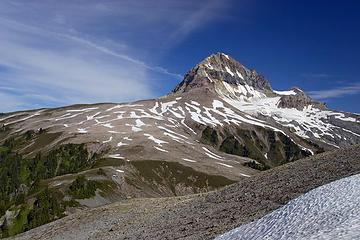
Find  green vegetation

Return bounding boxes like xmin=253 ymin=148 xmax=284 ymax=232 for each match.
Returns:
xmin=268 ymin=131 xmax=311 ymax=166
xmin=0 ymin=146 xmax=8 ymax=153
xmin=92 ymin=180 xmax=117 ymax=198
xmin=25 ymin=188 xmax=65 ymax=231
xmin=218 ymin=128 xmax=311 ymax=168
xmin=67 ymin=175 xmax=97 ymax=199
xmin=219 ymin=130 xmax=265 ymax=162
xmin=200 ymin=126 xmax=219 ymax=146
xmin=0 ymin=150 xmax=26 ymax=215
xmin=0 ymin=141 xmax=91 ymax=204
xmin=1 ymin=188 xmax=67 ymax=238
xmin=0 ymin=131 xmax=95 ymax=238
xmin=236 ymin=129 xmax=266 ymax=161
xmin=220 ymin=136 xmax=248 ymax=157
xmin=1 ymin=205 xmax=30 ymax=237
xmin=48 ymin=144 xmax=90 ymax=176
xmin=266 ymin=130 xmax=283 ymax=166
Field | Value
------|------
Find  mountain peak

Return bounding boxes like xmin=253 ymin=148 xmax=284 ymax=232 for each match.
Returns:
xmin=171 ymin=53 xmax=272 ymax=97
xmin=171 ymin=53 xmax=327 ymax=111
xmin=202 ymin=52 xmax=234 ymax=64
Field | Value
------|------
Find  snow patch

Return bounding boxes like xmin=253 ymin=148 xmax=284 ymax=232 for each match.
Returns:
xmin=216 ymin=173 xmax=360 ymax=240
xmin=108 ymin=130 xmax=121 ymax=134
xmin=102 ymin=136 xmax=113 ymax=143
xmin=101 ymin=123 xmax=114 ymax=129
xmin=274 ymin=90 xmax=297 ymax=96
xmin=4 ymin=112 xmax=42 ymax=125
xmin=240 ymin=173 xmax=251 ymax=177
xmin=144 ymin=133 xmax=168 ymax=146
xmin=222 ymin=53 xmax=230 ymax=60
xmin=108 ymin=154 xmax=124 ymax=159
xmin=182 ymin=158 xmax=197 ymax=163
xmin=225 ymin=66 xmax=234 ymax=76
xmin=158 ymin=126 xmax=188 ymax=139
xmin=77 ymin=128 xmax=88 ymax=134
xmin=236 ymin=70 xmax=244 ymax=80
xmin=216 ymin=162 xmax=233 ymax=168
xmin=203 ymin=147 xmax=223 ymax=160
xmin=117 ymin=142 xmax=129 ymax=147
xmin=181 ymin=119 xmax=197 ymax=135
xmin=131 ymin=126 xmax=142 ymax=132
xmin=135 ymin=119 xmax=146 ymax=127
xmin=191 ymin=101 xmax=200 ymax=106
xmin=87 ymin=112 xmax=101 ymax=120
xmin=154 ymin=146 xmax=168 ymax=152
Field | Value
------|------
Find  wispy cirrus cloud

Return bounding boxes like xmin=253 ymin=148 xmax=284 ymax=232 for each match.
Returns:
xmin=0 ymin=0 xmax=232 ymax=112
xmin=308 ymin=83 xmax=360 ymax=100
xmin=301 ymin=73 xmax=332 ymax=79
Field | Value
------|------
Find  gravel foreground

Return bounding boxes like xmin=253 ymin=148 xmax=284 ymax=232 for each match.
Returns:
xmin=11 ymin=144 xmax=360 ymax=240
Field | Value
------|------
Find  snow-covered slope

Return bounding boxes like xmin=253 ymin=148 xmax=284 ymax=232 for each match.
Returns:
xmin=172 ymin=53 xmax=360 ymax=148
xmin=223 ymin=94 xmax=359 ymax=148
xmin=216 ymin=173 xmax=360 ymax=240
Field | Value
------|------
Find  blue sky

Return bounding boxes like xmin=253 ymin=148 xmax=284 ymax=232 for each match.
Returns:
xmin=0 ymin=0 xmax=359 ymax=113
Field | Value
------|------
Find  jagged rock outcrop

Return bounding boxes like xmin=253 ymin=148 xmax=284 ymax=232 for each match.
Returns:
xmin=277 ymin=87 xmax=326 ymax=110
xmin=172 ymin=53 xmax=272 ymax=96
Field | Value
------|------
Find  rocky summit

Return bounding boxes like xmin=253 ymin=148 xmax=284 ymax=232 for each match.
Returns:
xmin=172 ymin=53 xmax=273 ymax=95
xmin=0 ymin=53 xmax=360 ymax=238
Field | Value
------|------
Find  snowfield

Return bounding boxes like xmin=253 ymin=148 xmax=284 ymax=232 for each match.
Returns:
xmin=216 ymin=173 xmax=360 ymax=240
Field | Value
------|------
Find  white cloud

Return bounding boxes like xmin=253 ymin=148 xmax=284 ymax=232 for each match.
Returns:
xmin=301 ymin=73 xmax=332 ymax=79
xmin=0 ymin=92 xmax=29 ymax=113
xmin=308 ymin=83 xmax=360 ymax=99
xmin=166 ymin=0 xmax=232 ymax=47
xmin=0 ymin=20 xmax=153 ymax=107
xmin=0 ymin=0 xmax=231 ymax=112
